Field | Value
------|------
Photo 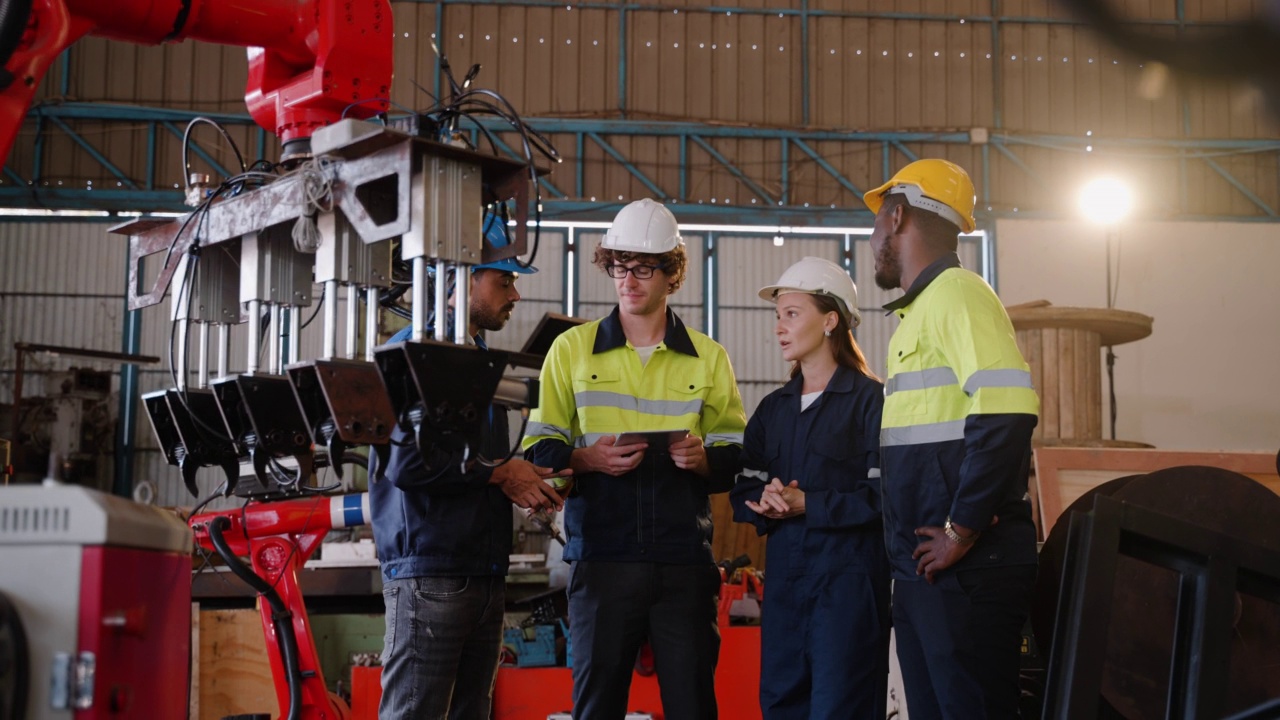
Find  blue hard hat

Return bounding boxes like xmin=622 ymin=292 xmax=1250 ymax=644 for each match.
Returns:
xmin=474 ymin=213 xmax=538 ymax=274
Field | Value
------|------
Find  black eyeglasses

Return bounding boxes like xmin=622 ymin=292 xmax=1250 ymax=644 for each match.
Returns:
xmin=606 ymin=264 xmax=662 ymax=279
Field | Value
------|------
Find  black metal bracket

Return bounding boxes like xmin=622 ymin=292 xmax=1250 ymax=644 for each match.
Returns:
xmin=373 ymin=340 xmax=509 ymax=461
xmin=210 ymin=374 xmax=315 ymax=499
xmin=142 ymin=387 xmax=239 ymax=497
xmin=287 ymin=358 xmax=395 ymax=479
xmin=1043 ymin=494 xmax=1280 ymax=720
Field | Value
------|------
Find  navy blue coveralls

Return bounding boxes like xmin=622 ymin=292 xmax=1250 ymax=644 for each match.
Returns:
xmin=729 ymin=365 xmax=891 ymax=720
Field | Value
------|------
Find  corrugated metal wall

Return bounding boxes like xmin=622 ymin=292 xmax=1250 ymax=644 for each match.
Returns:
xmin=2 ymin=222 xmax=387 ymax=506
xmin=6 ymin=1 xmax=1276 ymax=218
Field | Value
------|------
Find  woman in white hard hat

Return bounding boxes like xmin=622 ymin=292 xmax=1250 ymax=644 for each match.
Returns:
xmin=730 ymin=256 xmax=891 ymax=720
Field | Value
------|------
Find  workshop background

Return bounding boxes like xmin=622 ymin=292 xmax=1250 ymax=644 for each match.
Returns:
xmin=3 ymin=0 xmax=1277 ymax=501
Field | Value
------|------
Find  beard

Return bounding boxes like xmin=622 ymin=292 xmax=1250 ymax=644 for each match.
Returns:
xmin=874 ymin=239 xmax=902 ymax=291
xmin=470 ymin=301 xmax=515 ymax=332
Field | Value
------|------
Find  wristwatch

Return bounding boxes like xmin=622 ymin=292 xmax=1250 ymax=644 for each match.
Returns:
xmin=944 ymin=516 xmax=978 ymax=546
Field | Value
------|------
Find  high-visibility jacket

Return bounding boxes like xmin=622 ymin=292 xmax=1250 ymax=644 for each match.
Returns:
xmin=881 ymin=254 xmax=1040 ymax=581
xmin=522 ymin=306 xmax=747 ymax=564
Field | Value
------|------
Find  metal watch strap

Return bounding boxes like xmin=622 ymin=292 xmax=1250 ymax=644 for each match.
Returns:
xmin=944 ymin=516 xmax=977 ymax=546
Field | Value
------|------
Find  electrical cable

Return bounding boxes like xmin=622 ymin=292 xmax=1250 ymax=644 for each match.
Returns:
xmin=299 ymin=284 xmax=326 ymax=329
xmin=476 ymin=409 xmax=531 ymax=468
xmin=181 ymin=117 xmax=248 ymax=196
xmin=207 ymin=516 xmax=302 ymax=720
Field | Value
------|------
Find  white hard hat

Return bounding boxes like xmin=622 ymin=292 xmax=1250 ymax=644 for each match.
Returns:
xmin=758 ymin=256 xmax=862 ymax=327
xmin=602 ymin=199 xmax=684 ymax=254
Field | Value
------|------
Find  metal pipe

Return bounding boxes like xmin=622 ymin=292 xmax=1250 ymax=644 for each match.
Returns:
xmin=217 ymin=324 xmax=229 ymax=379
xmin=433 ymin=259 xmax=447 ymax=342
xmin=288 ymin=305 xmax=300 ymax=366
xmin=268 ymin=304 xmax=282 ymax=375
xmin=175 ymin=320 xmax=189 ymax=390
xmin=494 ymin=377 xmax=534 ymax=408
xmin=197 ymin=322 xmax=210 ymax=389
xmin=247 ymin=299 xmax=262 ymax=374
xmin=412 ymin=259 xmax=428 ymax=342
xmin=365 ymin=287 xmax=379 ymax=360
xmin=453 ymin=267 xmax=470 ymax=345
xmin=345 ymin=284 xmax=358 ymax=359
xmin=323 ymin=279 xmax=338 ymax=359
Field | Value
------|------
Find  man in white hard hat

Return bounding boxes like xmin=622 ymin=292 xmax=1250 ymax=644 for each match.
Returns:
xmin=867 ymin=159 xmax=1040 ymax=720
xmin=523 ymin=198 xmax=747 ymax=719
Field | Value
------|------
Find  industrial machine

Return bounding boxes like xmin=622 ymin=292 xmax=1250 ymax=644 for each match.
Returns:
xmin=0 ymin=0 xmax=393 ymax=165
xmin=0 ymin=483 xmax=193 ymax=719
xmin=190 ymin=492 xmax=374 ymax=720
xmin=2 ymin=1 xmax=558 ymax=719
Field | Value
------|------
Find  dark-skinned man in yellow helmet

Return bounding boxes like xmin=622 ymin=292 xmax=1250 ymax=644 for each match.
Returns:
xmin=865 ymin=159 xmax=1040 ymax=719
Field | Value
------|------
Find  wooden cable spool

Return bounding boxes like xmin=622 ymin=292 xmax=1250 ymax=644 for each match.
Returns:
xmin=1006 ymin=302 xmax=1153 ymax=446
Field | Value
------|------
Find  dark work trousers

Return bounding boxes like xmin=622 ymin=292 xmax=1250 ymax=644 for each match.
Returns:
xmin=892 ymin=564 xmax=1037 ymax=720
xmin=760 ymin=570 xmax=890 ymax=720
xmin=568 ymin=561 xmax=722 ymax=720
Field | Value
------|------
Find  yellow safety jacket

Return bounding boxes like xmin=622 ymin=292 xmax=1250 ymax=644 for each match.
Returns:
xmin=523 ymin=307 xmax=746 ymax=563
xmin=881 ymin=255 xmax=1040 ymax=580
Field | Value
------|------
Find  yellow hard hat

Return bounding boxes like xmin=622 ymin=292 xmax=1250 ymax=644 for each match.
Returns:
xmin=864 ymin=159 xmax=977 ymax=233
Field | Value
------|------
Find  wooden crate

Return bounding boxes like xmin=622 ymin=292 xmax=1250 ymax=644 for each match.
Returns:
xmin=1033 ymin=447 xmax=1279 ymax=536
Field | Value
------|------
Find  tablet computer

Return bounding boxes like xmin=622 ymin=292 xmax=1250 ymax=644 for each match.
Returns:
xmin=614 ymin=429 xmax=690 ymax=447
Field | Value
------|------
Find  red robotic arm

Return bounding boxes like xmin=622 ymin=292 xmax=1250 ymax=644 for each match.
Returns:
xmin=0 ymin=0 xmax=392 ymax=165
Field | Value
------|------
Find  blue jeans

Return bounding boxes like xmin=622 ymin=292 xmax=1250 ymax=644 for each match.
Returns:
xmin=379 ymin=575 xmax=505 ymax=720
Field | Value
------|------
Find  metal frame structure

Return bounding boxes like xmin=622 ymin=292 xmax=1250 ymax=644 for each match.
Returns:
xmin=2 ymin=2 xmax=1279 ymax=223
xmin=2 ymin=102 xmax=1278 ymax=224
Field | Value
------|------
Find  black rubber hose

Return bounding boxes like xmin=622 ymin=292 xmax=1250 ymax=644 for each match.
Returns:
xmin=207 ymin=516 xmax=303 ymax=720
xmin=0 ymin=0 xmax=33 ymax=90
xmin=0 ymin=589 xmax=29 ymax=720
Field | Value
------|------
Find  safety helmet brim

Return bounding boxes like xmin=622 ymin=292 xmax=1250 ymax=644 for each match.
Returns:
xmin=758 ymin=256 xmax=862 ymax=327
xmin=472 ymin=259 xmax=538 ymax=274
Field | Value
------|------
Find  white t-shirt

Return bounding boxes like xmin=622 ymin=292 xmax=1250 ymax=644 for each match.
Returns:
xmin=800 ymin=391 xmax=822 ymax=412
xmin=635 ymin=343 xmax=660 ymax=366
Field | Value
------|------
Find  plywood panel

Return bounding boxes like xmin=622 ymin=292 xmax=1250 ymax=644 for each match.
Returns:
xmin=868 ymin=19 xmax=897 ymax=130
xmin=1034 ymin=447 xmax=1280 ymax=537
xmin=197 ymin=609 xmax=279 ymax=720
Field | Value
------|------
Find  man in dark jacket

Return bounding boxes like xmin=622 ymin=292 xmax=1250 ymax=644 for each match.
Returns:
xmin=372 ymin=216 xmax=565 ymax=720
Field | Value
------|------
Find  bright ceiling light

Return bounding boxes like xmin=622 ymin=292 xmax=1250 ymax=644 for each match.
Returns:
xmin=1078 ymin=177 xmax=1134 ymax=225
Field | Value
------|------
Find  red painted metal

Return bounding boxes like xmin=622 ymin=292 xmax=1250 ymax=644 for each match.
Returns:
xmin=0 ymin=0 xmax=392 ymax=162
xmin=349 ymin=621 xmax=765 ymax=719
xmin=76 ymin=545 xmax=192 ymax=719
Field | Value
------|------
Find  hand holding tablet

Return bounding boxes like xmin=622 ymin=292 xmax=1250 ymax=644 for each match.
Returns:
xmin=614 ymin=429 xmax=690 ymax=448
